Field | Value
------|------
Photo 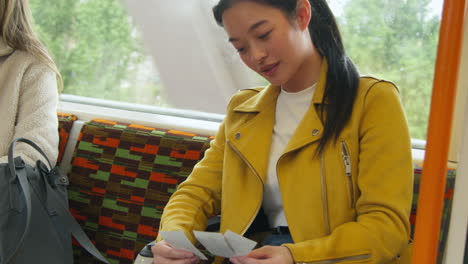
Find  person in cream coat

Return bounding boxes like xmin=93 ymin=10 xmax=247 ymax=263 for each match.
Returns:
xmin=0 ymin=0 xmax=61 ymax=166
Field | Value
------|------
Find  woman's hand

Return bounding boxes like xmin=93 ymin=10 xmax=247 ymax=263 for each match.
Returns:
xmin=151 ymin=240 xmax=199 ymax=264
xmin=229 ymin=246 xmax=294 ymax=264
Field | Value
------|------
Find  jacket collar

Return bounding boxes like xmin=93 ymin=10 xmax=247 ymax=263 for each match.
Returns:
xmin=0 ymin=38 xmax=14 ymax=57
xmin=233 ymin=60 xmax=328 ymax=113
xmin=227 ymin=60 xmax=328 ymax=183
xmin=233 ymin=84 xmax=281 ymax=113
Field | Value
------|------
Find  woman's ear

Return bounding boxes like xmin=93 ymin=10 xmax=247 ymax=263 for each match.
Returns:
xmin=295 ymin=0 xmax=311 ymax=31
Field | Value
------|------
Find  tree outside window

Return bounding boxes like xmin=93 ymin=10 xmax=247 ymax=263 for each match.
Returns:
xmin=31 ymin=0 xmax=441 ymax=140
xmin=30 ymin=0 xmax=168 ymax=107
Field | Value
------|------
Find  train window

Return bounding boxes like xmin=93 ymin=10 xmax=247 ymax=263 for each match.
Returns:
xmin=31 ymin=0 xmax=442 ymax=140
xmin=203 ymin=0 xmax=443 ymax=140
xmin=329 ymin=0 xmax=443 ymax=140
xmin=30 ymin=0 xmax=169 ymax=107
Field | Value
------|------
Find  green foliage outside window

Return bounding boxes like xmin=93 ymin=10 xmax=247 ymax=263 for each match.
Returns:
xmin=339 ymin=0 xmax=440 ymax=139
xmin=30 ymin=0 xmax=439 ymax=139
xmin=30 ymin=0 xmax=168 ymax=106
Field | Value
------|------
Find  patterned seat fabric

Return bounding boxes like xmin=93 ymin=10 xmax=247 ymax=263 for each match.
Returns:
xmin=68 ymin=119 xmax=213 ymax=263
xmin=67 ymin=118 xmax=458 ymax=263
xmin=410 ymin=164 xmax=457 ymax=263
xmin=57 ymin=113 xmax=78 ymax=165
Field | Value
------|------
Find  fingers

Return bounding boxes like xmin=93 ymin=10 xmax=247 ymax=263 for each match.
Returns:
xmin=231 ymin=246 xmax=293 ymax=264
xmin=230 ymin=247 xmax=274 ymax=264
xmin=230 ymin=256 xmax=259 ymax=264
xmin=154 ymin=255 xmax=199 ymax=264
xmin=247 ymin=246 xmax=274 ymax=259
xmin=151 ymin=240 xmax=199 ymax=264
xmin=152 ymin=240 xmax=194 ymax=258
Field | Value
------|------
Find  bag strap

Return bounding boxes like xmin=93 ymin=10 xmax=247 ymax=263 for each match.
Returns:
xmin=42 ymin=172 xmax=109 ymax=264
xmin=6 ymin=138 xmax=38 ymax=263
xmin=5 ymin=138 xmax=53 ymax=263
xmin=5 ymin=167 xmax=32 ymax=263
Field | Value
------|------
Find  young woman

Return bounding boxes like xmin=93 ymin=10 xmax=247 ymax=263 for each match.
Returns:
xmin=152 ymin=0 xmax=413 ymax=263
xmin=0 ymin=0 xmax=61 ymax=166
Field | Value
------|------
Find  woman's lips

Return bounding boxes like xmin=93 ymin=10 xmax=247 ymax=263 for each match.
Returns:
xmin=261 ymin=62 xmax=280 ymax=77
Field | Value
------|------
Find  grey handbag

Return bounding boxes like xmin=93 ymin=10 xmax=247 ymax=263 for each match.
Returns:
xmin=0 ymin=138 xmax=109 ymax=264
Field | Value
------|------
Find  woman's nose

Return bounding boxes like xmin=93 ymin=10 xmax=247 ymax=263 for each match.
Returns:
xmin=250 ymin=44 xmax=267 ymax=64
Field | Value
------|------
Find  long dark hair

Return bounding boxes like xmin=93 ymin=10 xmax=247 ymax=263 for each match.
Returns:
xmin=213 ymin=0 xmax=360 ymax=153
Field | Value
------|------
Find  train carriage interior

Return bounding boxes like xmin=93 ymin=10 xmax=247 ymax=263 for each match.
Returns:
xmin=8 ymin=0 xmax=468 ymax=263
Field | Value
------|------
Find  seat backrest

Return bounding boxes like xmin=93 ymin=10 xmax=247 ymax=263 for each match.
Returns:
xmin=63 ymin=116 xmax=458 ymax=263
xmin=410 ymin=164 xmax=457 ymax=263
xmin=67 ymin=119 xmax=213 ymax=263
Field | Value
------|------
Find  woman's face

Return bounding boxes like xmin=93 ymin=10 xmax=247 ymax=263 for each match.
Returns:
xmin=222 ymin=1 xmax=313 ymax=87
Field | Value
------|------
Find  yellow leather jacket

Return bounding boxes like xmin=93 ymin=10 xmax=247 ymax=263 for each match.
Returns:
xmin=159 ymin=63 xmax=413 ymax=264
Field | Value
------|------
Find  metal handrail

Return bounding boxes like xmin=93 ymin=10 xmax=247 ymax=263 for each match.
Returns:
xmin=60 ymin=94 xmax=225 ymax=123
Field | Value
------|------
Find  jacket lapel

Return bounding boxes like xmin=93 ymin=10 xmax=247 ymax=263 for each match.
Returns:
xmin=283 ymin=61 xmax=328 ymax=154
xmin=227 ymin=86 xmax=280 ymax=184
xmin=226 ymin=60 xmax=329 ymax=181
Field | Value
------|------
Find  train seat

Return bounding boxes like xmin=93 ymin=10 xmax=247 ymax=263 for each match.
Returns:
xmin=64 ymin=118 xmax=212 ymax=263
xmin=54 ymin=114 xmax=457 ymax=263
xmin=411 ymin=164 xmax=457 ymax=263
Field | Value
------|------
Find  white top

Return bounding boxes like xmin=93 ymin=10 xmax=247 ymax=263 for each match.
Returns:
xmin=263 ymin=84 xmax=317 ymax=227
xmin=0 ymin=39 xmax=59 ymax=166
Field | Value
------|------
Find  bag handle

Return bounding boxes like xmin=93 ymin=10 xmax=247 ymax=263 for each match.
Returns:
xmin=6 ymin=138 xmax=109 ymax=263
xmin=8 ymin=138 xmax=53 ymax=176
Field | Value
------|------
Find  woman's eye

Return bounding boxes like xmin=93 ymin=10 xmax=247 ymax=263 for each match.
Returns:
xmin=259 ymin=30 xmax=272 ymax=39
xmin=236 ymin=48 xmax=245 ymax=53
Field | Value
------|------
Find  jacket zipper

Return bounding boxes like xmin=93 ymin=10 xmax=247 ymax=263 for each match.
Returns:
xmin=320 ymin=153 xmax=331 ymax=235
xmin=341 ymin=141 xmax=354 ymax=208
xmin=315 ymin=150 xmax=371 ymax=264
xmin=302 ymin=253 xmax=371 ymax=264
xmin=229 ymin=141 xmax=369 ymax=263
xmin=227 ymin=140 xmax=263 ymax=235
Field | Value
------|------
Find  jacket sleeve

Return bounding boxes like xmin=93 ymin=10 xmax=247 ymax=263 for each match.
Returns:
xmin=0 ymin=62 xmax=59 ymax=167
xmin=157 ymin=114 xmax=226 ymax=243
xmin=284 ymin=82 xmax=413 ymax=263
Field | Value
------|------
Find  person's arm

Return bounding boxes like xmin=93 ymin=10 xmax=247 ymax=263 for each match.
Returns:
xmin=281 ymin=81 xmax=413 ymax=264
xmin=0 ymin=61 xmax=59 ymax=167
xmin=153 ymin=89 xmax=263 ymax=264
